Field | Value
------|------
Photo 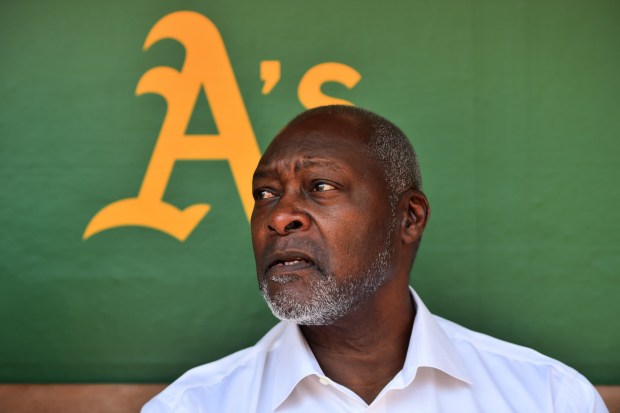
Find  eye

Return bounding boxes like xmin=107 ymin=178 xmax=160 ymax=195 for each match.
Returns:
xmin=313 ymin=182 xmax=336 ymax=192
xmin=254 ymin=189 xmax=277 ymax=200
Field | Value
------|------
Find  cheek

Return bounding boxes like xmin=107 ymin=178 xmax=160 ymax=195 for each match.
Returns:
xmin=250 ymin=207 xmax=267 ymax=240
xmin=325 ymin=211 xmax=388 ymax=274
xmin=250 ymin=223 xmax=266 ymax=262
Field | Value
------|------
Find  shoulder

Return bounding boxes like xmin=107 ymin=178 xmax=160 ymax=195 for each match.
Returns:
xmin=436 ymin=316 xmax=608 ymax=412
xmin=437 ymin=315 xmax=581 ymax=375
xmin=141 ymin=321 xmax=287 ymax=413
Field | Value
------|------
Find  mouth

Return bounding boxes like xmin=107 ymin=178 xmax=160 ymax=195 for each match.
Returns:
xmin=265 ymin=251 xmax=316 ymax=277
xmin=271 ymin=257 xmax=312 ymax=267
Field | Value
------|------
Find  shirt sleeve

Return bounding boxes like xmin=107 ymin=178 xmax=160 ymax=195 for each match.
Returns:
xmin=553 ymin=372 xmax=609 ymax=413
xmin=142 ymin=388 xmax=215 ymax=413
xmin=141 ymin=397 xmax=173 ymax=413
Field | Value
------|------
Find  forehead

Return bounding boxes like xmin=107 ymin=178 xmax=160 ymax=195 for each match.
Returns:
xmin=256 ymin=113 xmax=380 ymax=177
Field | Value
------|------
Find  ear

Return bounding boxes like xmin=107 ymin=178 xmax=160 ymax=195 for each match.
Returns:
xmin=400 ymin=189 xmax=430 ymax=244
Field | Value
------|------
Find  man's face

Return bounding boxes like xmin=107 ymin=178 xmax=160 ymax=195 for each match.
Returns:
xmin=250 ymin=114 xmax=396 ymax=325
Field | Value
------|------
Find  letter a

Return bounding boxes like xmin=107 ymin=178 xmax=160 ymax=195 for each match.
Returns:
xmin=84 ymin=11 xmax=261 ymax=242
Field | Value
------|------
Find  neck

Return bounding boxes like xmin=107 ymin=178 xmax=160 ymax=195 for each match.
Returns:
xmin=300 ymin=282 xmax=415 ymax=404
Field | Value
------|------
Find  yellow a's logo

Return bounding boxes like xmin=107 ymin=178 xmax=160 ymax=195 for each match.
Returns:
xmin=84 ymin=11 xmax=361 ymax=242
xmin=84 ymin=11 xmax=260 ymax=241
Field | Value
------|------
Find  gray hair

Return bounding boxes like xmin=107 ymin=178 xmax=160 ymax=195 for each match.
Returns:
xmin=291 ymin=105 xmax=422 ymax=208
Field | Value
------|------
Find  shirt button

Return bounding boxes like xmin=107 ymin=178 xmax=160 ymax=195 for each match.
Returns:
xmin=319 ymin=376 xmax=330 ymax=385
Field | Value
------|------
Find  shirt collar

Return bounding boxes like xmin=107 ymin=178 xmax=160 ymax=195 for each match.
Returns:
xmin=271 ymin=287 xmax=472 ymax=409
xmin=272 ymin=321 xmax=323 ymax=410
xmin=402 ymin=286 xmax=472 ymax=385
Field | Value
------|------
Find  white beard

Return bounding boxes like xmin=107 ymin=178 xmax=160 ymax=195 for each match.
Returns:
xmin=260 ymin=243 xmax=392 ymax=326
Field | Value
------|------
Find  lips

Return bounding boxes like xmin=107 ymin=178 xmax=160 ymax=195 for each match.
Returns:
xmin=272 ymin=257 xmax=311 ymax=267
xmin=265 ymin=251 xmax=316 ymax=276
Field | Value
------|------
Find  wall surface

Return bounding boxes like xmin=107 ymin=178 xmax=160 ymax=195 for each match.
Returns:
xmin=1 ymin=0 xmax=618 ymax=384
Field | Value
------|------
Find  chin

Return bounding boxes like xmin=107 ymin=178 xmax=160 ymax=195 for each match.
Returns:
xmin=261 ymin=285 xmax=352 ymax=326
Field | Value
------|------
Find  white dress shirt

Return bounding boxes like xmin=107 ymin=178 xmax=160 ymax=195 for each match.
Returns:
xmin=142 ymin=288 xmax=608 ymax=412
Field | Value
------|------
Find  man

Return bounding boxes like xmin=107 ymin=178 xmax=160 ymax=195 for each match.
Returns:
xmin=143 ymin=105 xmax=608 ymax=412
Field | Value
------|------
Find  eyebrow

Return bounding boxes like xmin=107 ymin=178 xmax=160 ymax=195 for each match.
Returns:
xmin=253 ymin=158 xmax=344 ymax=180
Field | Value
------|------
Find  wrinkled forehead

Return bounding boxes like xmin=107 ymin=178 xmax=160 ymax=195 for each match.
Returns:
xmin=258 ymin=112 xmax=374 ymax=169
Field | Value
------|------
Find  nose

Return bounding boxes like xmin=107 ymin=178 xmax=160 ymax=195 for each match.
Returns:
xmin=267 ymin=194 xmax=310 ymax=235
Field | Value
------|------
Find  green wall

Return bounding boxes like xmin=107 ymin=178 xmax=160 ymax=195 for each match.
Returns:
xmin=1 ymin=0 xmax=618 ymax=384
